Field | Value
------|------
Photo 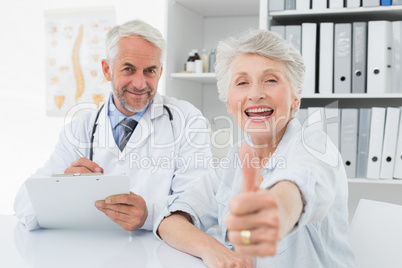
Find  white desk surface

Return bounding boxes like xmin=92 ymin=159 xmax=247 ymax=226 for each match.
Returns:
xmin=0 ymin=215 xmax=205 ymax=268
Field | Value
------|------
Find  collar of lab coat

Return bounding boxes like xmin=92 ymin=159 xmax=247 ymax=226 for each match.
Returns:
xmin=95 ymin=92 xmax=165 ymax=159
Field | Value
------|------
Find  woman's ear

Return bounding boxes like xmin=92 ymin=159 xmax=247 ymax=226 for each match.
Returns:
xmin=291 ymin=89 xmax=301 ymax=110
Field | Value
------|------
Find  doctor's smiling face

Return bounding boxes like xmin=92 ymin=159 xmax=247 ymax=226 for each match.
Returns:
xmin=226 ymin=53 xmax=299 ymax=146
xmin=102 ymin=35 xmax=163 ymax=117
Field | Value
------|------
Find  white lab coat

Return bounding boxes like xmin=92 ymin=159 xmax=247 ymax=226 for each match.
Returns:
xmin=14 ymin=93 xmax=212 ymax=231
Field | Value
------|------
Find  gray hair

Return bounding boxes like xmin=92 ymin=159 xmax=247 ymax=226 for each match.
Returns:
xmin=105 ymin=19 xmax=166 ymax=68
xmin=215 ymin=28 xmax=305 ymax=117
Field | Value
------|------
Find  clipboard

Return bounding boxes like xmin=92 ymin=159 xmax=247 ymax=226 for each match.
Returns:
xmin=25 ymin=174 xmax=130 ymax=229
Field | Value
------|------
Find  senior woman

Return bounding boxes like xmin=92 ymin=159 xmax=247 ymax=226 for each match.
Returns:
xmin=154 ymin=29 xmax=356 ymax=267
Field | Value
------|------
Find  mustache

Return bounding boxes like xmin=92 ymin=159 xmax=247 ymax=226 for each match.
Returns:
xmin=122 ymin=86 xmax=152 ymax=94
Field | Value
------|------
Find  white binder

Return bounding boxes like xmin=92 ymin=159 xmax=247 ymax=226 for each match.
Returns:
xmin=346 ymin=0 xmax=361 ymax=7
xmin=325 ymin=107 xmax=340 ymax=149
xmin=393 ymin=0 xmax=402 ymax=4
xmin=356 ymin=109 xmax=371 ymax=178
xmin=352 ymin=22 xmax=367 ymax=94
xmin=380 ymin=107 xmax=400 ymax=179
xmin=367 ymin=21 xmax=393 ymax=94
xmin=270 ymin=25 xmax=286 ymax=39
xmin=334 ymin=23 xmax=352 ymax=94
xmin=329 ymin=0 xmax=344 ymax=8
xmin=312 ymin=0 xmax=327 ymax=9
xmin=286 ymin=25 xmax=301 ymax=52
xmin=296 ymin=0 xmax=310 ymax=9
xmin=302 ymin=23 xmax=317 ymax=95
xmin=340 ymin=109 xmax=358 ymax=178
xmin=393 ymin=107 xmax=402 ymax=179
xmin=319 ymin=22 xmax=334 ymax=94
xmin=269 ymin=0 xmax=285 ymax=11
xmin=363 ymin=0 xmax=380 ymax=6
xmin=366 ymin=107 xmax=386 ymax=179
xmin=392 ymin=21 xmax=402 ymax=93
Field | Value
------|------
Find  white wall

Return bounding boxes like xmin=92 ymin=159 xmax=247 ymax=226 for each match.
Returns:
xmin=0 ymin=0 xmax=167 ymax=214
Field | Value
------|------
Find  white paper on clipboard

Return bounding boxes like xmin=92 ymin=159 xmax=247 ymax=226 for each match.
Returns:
xmin=25 ymin=174 xmax=130 ymax=229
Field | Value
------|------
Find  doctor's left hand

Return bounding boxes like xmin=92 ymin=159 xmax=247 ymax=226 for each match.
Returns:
xmin=95 ymin=192 xmax=148 ymax=231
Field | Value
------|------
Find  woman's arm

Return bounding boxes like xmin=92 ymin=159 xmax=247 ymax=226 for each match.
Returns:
xmin=158 ymin=211 xmax=252 ymax=268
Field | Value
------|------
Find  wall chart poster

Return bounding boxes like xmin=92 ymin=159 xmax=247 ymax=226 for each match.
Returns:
xmin=45 ymin=7 xmax=116 ymax=116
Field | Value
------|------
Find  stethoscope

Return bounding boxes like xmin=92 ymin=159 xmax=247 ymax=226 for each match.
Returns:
xmin=89 ymin=104 xmax=173 ymax=160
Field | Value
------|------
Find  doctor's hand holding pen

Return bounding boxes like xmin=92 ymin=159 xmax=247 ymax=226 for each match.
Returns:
xmin=64 ymin=148 xmax=104 ymax=174
xmin=69 ymin=148 xmax=148 ymax=231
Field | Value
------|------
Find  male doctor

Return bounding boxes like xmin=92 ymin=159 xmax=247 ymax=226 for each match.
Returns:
xmin=14 ymin=19 xmax=212 ymax=231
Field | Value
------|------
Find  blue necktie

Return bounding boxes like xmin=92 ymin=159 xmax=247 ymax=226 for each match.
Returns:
xmin=119 ymin=118 xmax=137 ymax=151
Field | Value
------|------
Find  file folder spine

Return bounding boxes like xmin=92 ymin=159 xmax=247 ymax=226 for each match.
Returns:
xmin=302 ymin=23 xmax=318 ymax=95
xmin=296 ymin=0 xmax=311 ymax=9
xmin=393 ymin=107 xmax=402 ymax=179
xmin=366 ymin=107 xmax=386 ymax=179
xmin=334 ymin=23 xmax=352 ymax=94
xmin=313 ymin=0 xmax=327 ymax=9
xmin=270 ymin=25 xmax=286 ymax=39
xmin=286 ymin=25 xmax=301 ymax=52
xmin=319 ymin=23 xmax=334 ymax=94
xmin=392 ymin=21 xmax=402 ymax=93
xmin=380 ymin=107 xmax=400 ymax=179
xmin=356 ymin=109 xmax=371 ymax=178
xmin=329 ymin=0 xmax=345 ymax=8
xmin=340 ymin=109 xmax=358 ymax=178
xmin=269 ymin=0 xmax=285 ymax=11
xmin=367 ymin=21 xmax=393 ymax=94
xmin=363 ymin=0 xmax=380 ymax=6
xmin=352 ymin=22 xmax=367 ymax=94
xmin=346 ymin=0 xmax=361 ymax=7
xmin=285 ymin=0 xmax=296 ymax=10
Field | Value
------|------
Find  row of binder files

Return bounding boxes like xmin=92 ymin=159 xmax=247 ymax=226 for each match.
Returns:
xmin=270 ymin=0 xmax=402 ymax=11
xmin=270 ymin=20 xmax=402 ymax=95
xmin=299 ymin=107 xmax=402 ymax=180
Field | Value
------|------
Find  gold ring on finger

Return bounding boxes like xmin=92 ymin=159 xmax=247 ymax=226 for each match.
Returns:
xmin=240 ymin=229 xmax=251 ymax=245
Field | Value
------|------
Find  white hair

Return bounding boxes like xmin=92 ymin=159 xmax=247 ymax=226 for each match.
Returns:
xmin=215 ymin=28 xmax=305 ymax=117
xmin=105 ymin=19 xmax=166 ymax=68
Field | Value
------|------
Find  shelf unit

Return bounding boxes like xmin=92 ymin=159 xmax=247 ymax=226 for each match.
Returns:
xmin=271 ymin=3 xmax=402 ymax=220
xmin=164 ymin=0 xmax=402 ymax=219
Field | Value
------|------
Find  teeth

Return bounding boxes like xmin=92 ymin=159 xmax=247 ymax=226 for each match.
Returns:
xmin=245 ymin=107 xmax=272 ymax=113
xmin=249 ymin=116 xmax=269 ymax=119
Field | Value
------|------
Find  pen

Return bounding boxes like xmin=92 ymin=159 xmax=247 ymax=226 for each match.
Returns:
xmin=73 ymin=148 xmax=86 ymax=158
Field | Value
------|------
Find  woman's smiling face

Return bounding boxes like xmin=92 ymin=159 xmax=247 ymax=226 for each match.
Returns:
xmin=226 ymin=53 xmax=300 ymax=144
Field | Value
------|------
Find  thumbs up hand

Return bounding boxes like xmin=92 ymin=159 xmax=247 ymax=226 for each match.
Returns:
xmin=225 ymin=143 xmax=281 ymax=257
xmin=239 ymin=143 xmax=259 ymax=193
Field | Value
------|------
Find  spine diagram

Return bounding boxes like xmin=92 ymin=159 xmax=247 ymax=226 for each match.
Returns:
xmin=72 ymin=24 xmax=84 ymax=102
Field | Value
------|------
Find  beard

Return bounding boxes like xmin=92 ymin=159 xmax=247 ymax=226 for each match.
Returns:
xmin=113 ymin=84 xmax=155 ymax=113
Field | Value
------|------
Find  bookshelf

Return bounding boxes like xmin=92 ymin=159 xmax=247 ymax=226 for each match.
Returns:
xmin=164 ymin=0 xmax=402 ymax=219
xmin=268 ymin=2 xmax=402 ymax=219
xmin=170 ymin=72 xmax=216 ymax=83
